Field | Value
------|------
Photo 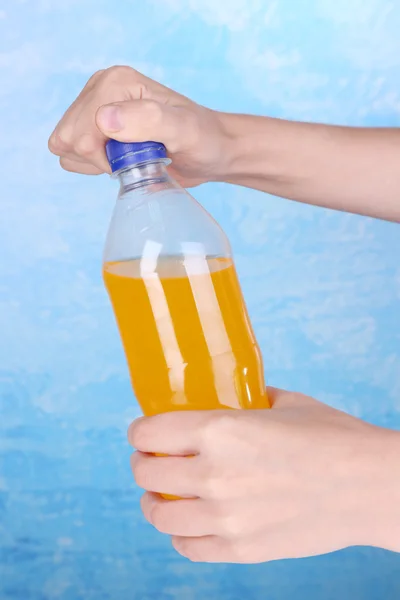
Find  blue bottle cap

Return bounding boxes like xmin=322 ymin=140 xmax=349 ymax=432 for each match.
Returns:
xmin=105 ymin=140 xmax=167 ymax=173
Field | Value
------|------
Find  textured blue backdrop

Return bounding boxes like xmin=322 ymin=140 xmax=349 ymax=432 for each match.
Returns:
xmin=1 ymin=1 xmax=400 ymax=599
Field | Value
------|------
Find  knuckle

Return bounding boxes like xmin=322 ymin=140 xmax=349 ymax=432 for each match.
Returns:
xmin=131 ymin=429 xmax=148 ymax=451
xmin=143 ymin=99 xmax=163 ymax=124
xmin=150 ymin=503 xmax=169 ymax=533
xmin=103 ymin=65 xmax=134 ymax=83
xmin=128 ymin=420 xmax=149 ymax=450
xmin=202 ymin=412 xmax=236 ymax=445
xmin=48 ymin=134 xmax=59 ymax=155
xmin=84 ymin=69 xmax=106 ymax=90
xmin=220 ymin=513 xmax=244 ymax=539
xmin=200 ymin=467 xmax=226 ymax=500
xmin=74 ymin=134 xmax=96 ymax=157
xmin=59 ymin=157 xmax=73 ymax=172
xmin=202 ymin=478 xmax=221 ymax=500
xmin=90 ymin=68 xmax=106 ymax=82
xmin=132 ymin=458 xmax=151 ymax=490
xmin=57 ymin=125 xmax=74 ymax=148
xmin=49 ymin=132 xmax=69 ymax=156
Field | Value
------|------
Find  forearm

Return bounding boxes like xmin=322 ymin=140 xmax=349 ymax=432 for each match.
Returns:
xmin=218 ymin=113 xmax=400 ymax=222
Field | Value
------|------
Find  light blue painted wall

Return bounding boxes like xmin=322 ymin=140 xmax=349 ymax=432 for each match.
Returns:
xmin=1 ymin=1 xmax=400 ymax=598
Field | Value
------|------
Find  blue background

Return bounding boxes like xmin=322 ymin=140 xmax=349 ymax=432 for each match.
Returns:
xmin=1 ymin=1 xmax=400 ymax=598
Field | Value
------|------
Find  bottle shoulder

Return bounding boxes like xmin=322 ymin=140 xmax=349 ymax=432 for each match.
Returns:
xmin=104 ymin=185 xmax=231 ymax=263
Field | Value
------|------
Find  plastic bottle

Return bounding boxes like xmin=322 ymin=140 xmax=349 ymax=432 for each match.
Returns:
xmin=103 ymin=140 xmax=270 ymax=415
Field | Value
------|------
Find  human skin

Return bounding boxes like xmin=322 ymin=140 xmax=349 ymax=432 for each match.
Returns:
xmin=49 ymin=66 xmax=400 ymax=221
xmin=127 ymin=388 xmax=400 ymax=563
xmin=49 ymin=66 xmax=400 ymax=562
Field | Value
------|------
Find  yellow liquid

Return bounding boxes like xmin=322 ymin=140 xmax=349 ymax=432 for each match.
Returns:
xmin=103 ymin=256 xmax=269 ymax=415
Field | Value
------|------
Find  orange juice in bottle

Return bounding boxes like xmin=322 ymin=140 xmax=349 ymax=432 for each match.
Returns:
xmin=103 ymin=140 xmax=269 ymax=415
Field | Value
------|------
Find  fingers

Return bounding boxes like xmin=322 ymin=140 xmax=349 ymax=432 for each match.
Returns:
xmin=172 ymin=535 xmax=241 ymax=563
xmin=172 ymin=531 xmax=291 ymax=564
xmin=128 ymin=412 xmax=213 ymax=455
xmin=48 ymin=69 xmax=125 ymax=172
xmin=48 ymin=69 xmax=108 ymax=162
xmin=50 ymin=125 xmax=110 ymax=173
xmin=141 ymin=492 xmax=272 ymax=542
xmin=51 ymin=99 xmax=192 ymax=173
xmin=59 ymin=157 xmax=104 ymax=175
xmin=131 ymin=452 xmax=202 ymax=497
xmin=140 ymin=493 xmax=217 ymax=537
xmin=96 ymin=100 xmax=197 ymax=153
xmin=48 ymin=65 xmax=192 ymax=176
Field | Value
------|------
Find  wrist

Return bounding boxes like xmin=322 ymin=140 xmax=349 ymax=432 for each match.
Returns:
xmin=214 ymin=112 xmax=278 ymax=184
xmin=214 ymin=111 xmax=305 ymax=188
xmin=348 ymin=425 xmax=400 ymax=552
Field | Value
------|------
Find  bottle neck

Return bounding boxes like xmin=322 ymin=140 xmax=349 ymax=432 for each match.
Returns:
xmin=116 ymin=160 xmax=172 ymax=194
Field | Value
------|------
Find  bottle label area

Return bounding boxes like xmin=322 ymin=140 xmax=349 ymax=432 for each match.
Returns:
xmin=103 ymin=255 xmax=269 ymax=414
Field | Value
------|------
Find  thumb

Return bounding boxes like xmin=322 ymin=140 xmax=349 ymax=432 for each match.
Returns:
xmin=96 ymin=99 xmax=189 ymax=152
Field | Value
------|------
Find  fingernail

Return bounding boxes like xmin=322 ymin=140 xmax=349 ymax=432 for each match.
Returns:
xmin=97 ymin=105 xmax=122 ymax=132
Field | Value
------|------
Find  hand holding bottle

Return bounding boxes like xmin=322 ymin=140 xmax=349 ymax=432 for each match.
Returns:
xmin=49 ymin=65 xmax=400 ymax=221
xmin=128 ymin=388 xmax=400 ymax=563
xmin=48 ymin=65 xmax=230 ymax=188
xmin=49 ymin=65 xmax=400 ymax=564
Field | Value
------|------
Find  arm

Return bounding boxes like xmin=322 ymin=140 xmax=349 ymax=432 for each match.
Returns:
xmin=49 ymin=68 xmax=400 ymax=562
xmin=219 ymin=115 xmax=400 ymax=222
xmin=127 ymin=389 xmax=400 ymax=562
xmin=49 ymin=65 xmax=400 ymax=223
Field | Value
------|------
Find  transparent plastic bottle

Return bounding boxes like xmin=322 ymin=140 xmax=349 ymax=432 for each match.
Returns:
xmin=103 ymin=140 xmax=270 ymax=416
